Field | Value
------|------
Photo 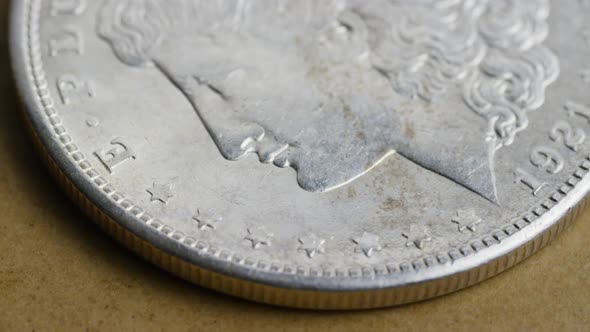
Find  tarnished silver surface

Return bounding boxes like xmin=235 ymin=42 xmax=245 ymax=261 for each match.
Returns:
xmin=10 ymin=0 xmax=590 ymax=305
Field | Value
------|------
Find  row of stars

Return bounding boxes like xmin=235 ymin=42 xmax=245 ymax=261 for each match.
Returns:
xmin=146 ymin=183 xmax=484 ymax=258
xmin=245 ymin=214 xmax=480 ymax=259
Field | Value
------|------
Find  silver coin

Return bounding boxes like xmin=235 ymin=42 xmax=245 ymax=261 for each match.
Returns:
xmin=10 ymin=0 xmax=590 ymax=309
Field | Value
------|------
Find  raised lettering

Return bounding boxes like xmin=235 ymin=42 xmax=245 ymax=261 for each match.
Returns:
xmin=94 ymin=138 xmax=137 ymax=173
xmin=51 ymin=0 xmax=86 ymax=16
xmin=515 ymin=168 xmax=548 ymax=197
xmin=565 ymin=100 xmax=590 ymax=123
xmin=49 ymin=28 xmax=83 ymax=57
xmin=550 ymin=121 xmax=586 ymax=152
xmin=56 ymin=74 xmax=94 ymax=105
xmin=530 ymin=146 xmax=564 ymax=174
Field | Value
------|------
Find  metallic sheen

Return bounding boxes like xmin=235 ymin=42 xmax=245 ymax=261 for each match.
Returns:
xmin=10 ymin=0 xmax=590 ymax=309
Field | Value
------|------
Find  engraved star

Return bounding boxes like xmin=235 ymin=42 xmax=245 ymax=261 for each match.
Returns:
xmin=192 ymin=209 xmax=221 ymax=230
xmin=147 ymin=182 xmax=174 ymax=204
xmin=298 ymin=233 xmax=326 ymax=258
xmin=402 ymin=226 xmax=432 ymax=249
xmin=244 ymin=226 xmax=273 ymax=249
xmin=451 ymin=210 xmax=483 ymax=233
xmin=352 ymin=232 xmax=382 ymax=257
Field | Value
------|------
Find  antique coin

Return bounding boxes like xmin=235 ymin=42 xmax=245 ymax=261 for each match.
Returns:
xmin=10 ymin=0 xmax=590 ymax=309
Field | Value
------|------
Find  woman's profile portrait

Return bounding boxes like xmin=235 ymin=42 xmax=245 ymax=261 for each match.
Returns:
xmin=97 ymin=0 xmax=558 ymax=204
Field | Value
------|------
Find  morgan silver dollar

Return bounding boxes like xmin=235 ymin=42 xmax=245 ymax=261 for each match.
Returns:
xmin=10 ymin=0 xmax=590 ymax=309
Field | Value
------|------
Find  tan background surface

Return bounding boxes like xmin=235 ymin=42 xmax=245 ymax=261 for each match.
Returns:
xmin=0 ymin=1 xmax=589 ymax=331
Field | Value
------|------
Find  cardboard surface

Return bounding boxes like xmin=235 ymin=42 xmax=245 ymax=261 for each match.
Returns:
xmin=0 ymin=1 xmax=588 ymax=330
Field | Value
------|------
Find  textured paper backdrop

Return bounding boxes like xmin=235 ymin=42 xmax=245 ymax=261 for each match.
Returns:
xmin=0 ymin=1 xmax=588 ymax=331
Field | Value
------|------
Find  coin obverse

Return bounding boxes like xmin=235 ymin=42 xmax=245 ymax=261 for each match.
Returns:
xmin=10 ymin=0 xmax=590 ymax=309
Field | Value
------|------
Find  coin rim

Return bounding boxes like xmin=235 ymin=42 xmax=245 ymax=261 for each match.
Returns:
xmin=9 ymin=0 xmax=589 ymax=308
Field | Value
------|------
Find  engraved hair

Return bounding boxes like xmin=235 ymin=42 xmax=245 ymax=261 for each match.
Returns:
xmin=98 ymin=0 xmax=558 ymax=148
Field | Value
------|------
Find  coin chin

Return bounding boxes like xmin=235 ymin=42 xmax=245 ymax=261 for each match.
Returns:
xmin=243 ymin=139 xmax=377 ymax=194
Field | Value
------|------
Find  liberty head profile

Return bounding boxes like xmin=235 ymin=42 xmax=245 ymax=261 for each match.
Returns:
xmin=97 ymin=0 xmax=558 ymax=204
